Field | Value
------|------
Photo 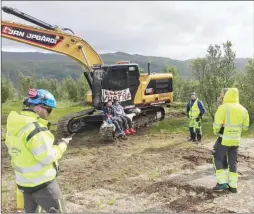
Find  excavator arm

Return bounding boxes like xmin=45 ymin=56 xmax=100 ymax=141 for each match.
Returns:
xmin=1 ymin=6 xmax=104 ymax=87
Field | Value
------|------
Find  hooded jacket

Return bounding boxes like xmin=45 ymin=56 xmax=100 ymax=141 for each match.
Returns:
xmin=213 ymin=88 xmax=249 ymax=146
xmin=113 ymin=102 xmax=126 ymax=117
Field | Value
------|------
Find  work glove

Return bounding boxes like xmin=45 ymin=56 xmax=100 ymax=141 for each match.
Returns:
xmin=59 ymin=137 xmax=73 ymax=145
xmin=196 ymin=116 xmax=202 ymax=122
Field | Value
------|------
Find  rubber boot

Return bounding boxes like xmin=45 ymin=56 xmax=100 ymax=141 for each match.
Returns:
xmin=213 ymin=183 xmax=229 ymax=192
xmin=197 ymin=134 xmax=202 ymax=142
xmin=192 ymin=132 xmax=197 ymax=142
xmin=228 ymin=186 xmax=237 ymax=193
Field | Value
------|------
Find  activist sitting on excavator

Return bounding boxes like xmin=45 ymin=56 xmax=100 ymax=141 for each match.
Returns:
xmin=113 ymin=98 xmax=136 ymax=135
xmin=103 ymin=100 xmax=127 ymax=139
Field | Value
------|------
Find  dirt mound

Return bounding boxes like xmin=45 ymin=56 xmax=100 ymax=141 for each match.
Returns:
xmin=133 ymin=179 xmax=218 ymax=212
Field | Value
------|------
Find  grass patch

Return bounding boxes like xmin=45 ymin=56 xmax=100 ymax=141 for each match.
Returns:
xmin=1 ymin=100 xmax=91 ymax=125
xmin=1 ymin=100 xmax=91 ymax=139
xmin=242 ymin=125 xmax=254 ymax=137
xmin=151 ymin=115 xmax=253 ymax=138
xmin=1 ymin=185 xmax=9 ymax=193
xmin=107 ymin=199 xmax=116 ymax=205
xmin=151 ymin=117 xmax=188 ymax=134
xmin=150 ymin=171 xmax=160 ymax=180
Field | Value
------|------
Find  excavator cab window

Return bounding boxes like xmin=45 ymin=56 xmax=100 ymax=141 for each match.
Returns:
xmin=128 ymin=66 xmax=140 ymax=84
xmin=101 ymin=64 xmax=140 ymax=107
xmin=109 ymin=67 xmax=128 ymax=90
xmin=107 ymin=65 xmax=140 ymax=91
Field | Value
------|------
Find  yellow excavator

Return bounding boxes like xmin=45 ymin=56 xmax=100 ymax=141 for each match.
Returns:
xmin=1 ymin=6 xmax=173 ymax=140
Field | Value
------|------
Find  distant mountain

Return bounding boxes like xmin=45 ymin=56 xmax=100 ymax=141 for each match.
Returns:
xmin=1 ymin=51 xmax=250 ymax=86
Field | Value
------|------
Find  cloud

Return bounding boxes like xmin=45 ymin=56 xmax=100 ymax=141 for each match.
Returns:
xmin=1 ymin=1 xmax=253 ymax=60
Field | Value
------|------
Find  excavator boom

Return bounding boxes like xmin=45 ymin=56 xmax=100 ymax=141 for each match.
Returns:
xmin=1 ymin=6 xmax=104 ymax=82
xmin=2 ymin=6 xmax=57 ymax=31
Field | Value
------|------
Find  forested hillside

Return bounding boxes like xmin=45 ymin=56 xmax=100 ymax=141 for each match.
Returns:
xmin=2 ymin=51 xmax=249 ymax=85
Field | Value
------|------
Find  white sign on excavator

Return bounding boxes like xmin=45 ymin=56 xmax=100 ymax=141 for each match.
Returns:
xmin=101 ymin=88 xmax=132 ymax=103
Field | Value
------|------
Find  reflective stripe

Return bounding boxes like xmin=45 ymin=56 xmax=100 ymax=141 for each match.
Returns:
xmin=15 ymin=169 xmax=56 ymax=185
xmin=40 ymin=150 xmax=56 ymax=165
xmin=219 ymin=134 xmax=241 ymax=140
xmin=226 ymin=104 xmax=230 ymax=124
xmin=18 ymin=123 xmax=35 ymax=137
xmin=225 ymin=105 xmax=243 ymax=128
xmin=189 ymin=99 xmax=200 ymax=119
xmin=224 ymin=124 xmax=243 ymax=128
xmin=218 ymin=105 xmax=244 ymax=139
xmin=58 ymin=199 xmax=63 ymax=213
xmin=229 ymin=172 xmax=238 ymax=188
xmin=216 ymin=169 xmax=228 ymax=184
xmin=32 ymin=144 xmax=49 ymax=156
xmin=213 ymin=123 xmax=222 ymax=127
xmin=36 ymin=206 xmax=43 ymax=213
xmin=14 ymin=163 xmax=45 ymax=174
xmin=38 ymin=206 xmax=42 ymax=213
xmin=243 ymin=125 xmax=249 ymax=129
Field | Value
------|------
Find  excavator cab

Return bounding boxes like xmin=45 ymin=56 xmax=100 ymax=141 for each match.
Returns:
xmin=91 ymin=61 xmax=140 ymax=110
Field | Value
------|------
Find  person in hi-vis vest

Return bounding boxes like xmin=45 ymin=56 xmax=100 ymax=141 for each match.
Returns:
xmin=186 ymin=92 xmax=205 ymax=142
xmin=212 ymin=88 xmax=249 ymax=193
xmin=5 ymin=89 xmax=73 ymax=213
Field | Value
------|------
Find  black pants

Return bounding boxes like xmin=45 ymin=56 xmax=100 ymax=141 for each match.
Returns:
xmin=212 ymin=138 xmax=238 ymax=173
xmin=22 ymin=180 xmax=66 ymax=213
xmin=189 ymin=119 xmax=202 ymax=141
xmin=189 ymin=127 xmax=202 ymax=141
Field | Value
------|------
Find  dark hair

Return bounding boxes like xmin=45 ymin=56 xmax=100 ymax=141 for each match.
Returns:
xmin=23 ymin=98 xmax=29 ymax=106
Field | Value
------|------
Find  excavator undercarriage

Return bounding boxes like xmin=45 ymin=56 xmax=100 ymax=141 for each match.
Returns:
xmin=57 ymin=105 xmax=165 ymax=141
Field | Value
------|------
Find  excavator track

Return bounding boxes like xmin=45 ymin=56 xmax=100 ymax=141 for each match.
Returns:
xmin=99 ymin=106 xmax=166 ymax=142
xmin=57 ymin=105 xmax=165 ymax=141
xmin=57 ymin=108 xmax=97 ymax=137
xmin=132 ymin=106 xmax=165 ymax=129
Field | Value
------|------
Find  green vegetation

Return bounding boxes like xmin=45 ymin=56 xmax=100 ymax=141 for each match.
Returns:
xmin=191 ymin=41 xmax=237 ymax=119
xmin=107 ymin=199 xmax=116 ymax=206
xmin=1 ymin=40 xmax=253 ymax=138
xmin=237 ymin=59 xmax=254 ymax=124
xmin=1 ymin=101 xmax=89 ymax=137
xmin=2 ymin=72 xmax=90 ymax=103
xmin=2 ymin=100 xmax=86 ymax=118
xmin=151 ymin=116 xmax=214 ymax=138
xmin=151 ymin=114 xmax=253 ymax=138
xmin=2 ymin=51 xmax=249 ymax=86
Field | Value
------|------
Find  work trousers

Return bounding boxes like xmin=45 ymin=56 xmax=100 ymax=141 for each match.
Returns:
xmin=118 ymin=115 xmax=133 ymax=130
xmin=212 ymin=138 xmax=239 ymax=188
xmin=189 ymin=118 xmax=202 ymax=141
xmin=22 ymin=179 xmax=66 ymax=213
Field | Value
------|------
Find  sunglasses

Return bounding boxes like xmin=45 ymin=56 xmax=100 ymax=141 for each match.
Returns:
xmin=40 ymin=105 xmax=52 ymax=114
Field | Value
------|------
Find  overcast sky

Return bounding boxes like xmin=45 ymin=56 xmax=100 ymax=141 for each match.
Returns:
xmin=1 ymin=1 xmax=254 ymax=60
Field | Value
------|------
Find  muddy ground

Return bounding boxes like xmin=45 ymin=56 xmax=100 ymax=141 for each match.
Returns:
xmin=1 ymin=123 xmax=254 ymax=213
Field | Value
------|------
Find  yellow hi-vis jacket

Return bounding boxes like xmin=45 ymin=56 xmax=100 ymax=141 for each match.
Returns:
xmin=5 ymin=110 xmax=67 ymax=188
xmin=188 ymin=98 xmax=201 ymax=119
xmin=213 ymin=88 xmax=249 ymax=146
